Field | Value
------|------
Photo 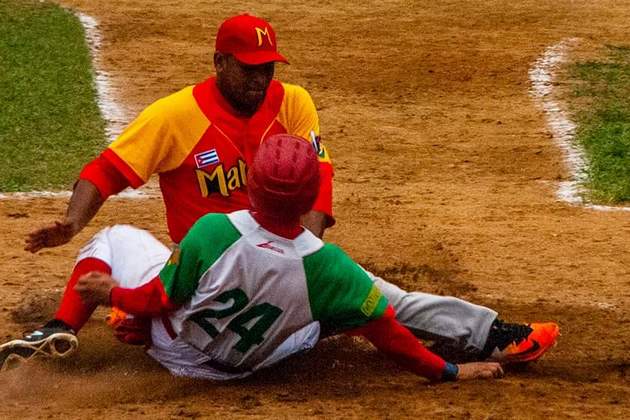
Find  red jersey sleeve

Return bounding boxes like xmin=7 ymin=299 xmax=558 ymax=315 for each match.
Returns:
xmin=110 ymin=276 xmax=179 ymax=317
xmin=79 ymin=153 xmax=132 ymax=200
xmin=347 ymin=305 xmax=447 ymax=381
xmin=105 ymin=85 xmax=210 ymax=185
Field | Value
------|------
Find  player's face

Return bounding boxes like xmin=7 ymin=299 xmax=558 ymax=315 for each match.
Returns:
xmin=214 ymin=53 xmax=275 ymax=116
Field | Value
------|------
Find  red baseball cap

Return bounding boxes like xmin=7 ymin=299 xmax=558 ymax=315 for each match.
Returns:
xmin=215 ymin=14 xmax=288 ymax=65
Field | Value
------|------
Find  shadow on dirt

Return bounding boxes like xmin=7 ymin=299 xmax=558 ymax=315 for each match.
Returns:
xmin=10 ymin=288 xmax=62 ymax=325
xmin=358 ymin=260 xmax=478 ymax=297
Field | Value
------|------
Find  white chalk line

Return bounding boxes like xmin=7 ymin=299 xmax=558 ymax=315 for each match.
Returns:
xmin=529 ymin=37 xmax=630 ymax=212
xmin=0 ymin=191 xmax=154 ymax=200
xmin=1 ymin=10 xmax=153 ymax=200
xmin=77 ymin=12 xmax=127 ymax=143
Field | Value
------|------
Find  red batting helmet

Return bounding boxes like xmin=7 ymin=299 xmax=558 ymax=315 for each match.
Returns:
xmin=248 ymin=134 xmax=320 ymax=220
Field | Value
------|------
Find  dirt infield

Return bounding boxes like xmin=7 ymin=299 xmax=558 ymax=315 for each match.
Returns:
xmin=1 ymin=0 xmax=629 ymax=418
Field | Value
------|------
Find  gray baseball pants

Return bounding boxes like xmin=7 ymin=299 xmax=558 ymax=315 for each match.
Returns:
xmin=366 ymin=271 xmax=497 ymax=355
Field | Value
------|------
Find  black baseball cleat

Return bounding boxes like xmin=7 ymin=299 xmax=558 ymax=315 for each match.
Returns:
xmin=0 ymin=320 xmax=78 ymax=372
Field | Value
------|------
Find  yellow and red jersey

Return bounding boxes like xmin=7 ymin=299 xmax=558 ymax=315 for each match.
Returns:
xmin=81 ymin=77 xmax=333 ymax=243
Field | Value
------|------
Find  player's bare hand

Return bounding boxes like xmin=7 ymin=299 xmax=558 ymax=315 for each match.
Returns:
xmin=74 ymin=271 xmax=118 ymax=307
xmin=25 ymin=220 xmax=76 ymax=253
xmin=456 ymin=362 xmax=504 ymax=380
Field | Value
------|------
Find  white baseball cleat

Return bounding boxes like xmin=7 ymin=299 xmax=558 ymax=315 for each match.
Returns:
xmin=0 ymin=323 xmax=78 ymax=372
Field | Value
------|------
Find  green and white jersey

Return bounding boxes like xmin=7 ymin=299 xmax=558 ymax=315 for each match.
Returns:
xmin=158 ymin=210 xmax=388 ymax=371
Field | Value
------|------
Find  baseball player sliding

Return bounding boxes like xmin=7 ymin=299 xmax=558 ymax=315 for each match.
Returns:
xmin=21 ymin=14 xmax=557 ymax=366
xmin=1 ymin=135 xmax=556 ymax=381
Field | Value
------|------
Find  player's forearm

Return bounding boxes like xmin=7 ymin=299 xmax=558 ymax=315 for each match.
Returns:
xmin=24 ymin=154 xmax=124 ymax=252
xmin=70 ymin=150 xmax=138 ymax=234
xmin=348 ymin=305 xmax=456 ymax=381
xmin=64 ymin=180 xmax=105 ymax=236
xmin=110 ymin=276 xmax=178 ymax=317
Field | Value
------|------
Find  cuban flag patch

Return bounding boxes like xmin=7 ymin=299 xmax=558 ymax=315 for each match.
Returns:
xmin=194 ymin=149 xmax=220 ymax=168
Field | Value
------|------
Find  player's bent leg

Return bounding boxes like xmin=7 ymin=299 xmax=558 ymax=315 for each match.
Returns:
xmin=365 ymin=270 xmax=497 ymax=357
xmin=80 ymin=225 xmax=171 ymax=343
xmin=76 ymin=224 xmax=171 ymax=290
xmin=0 ymin=256 xmax=109 ymax=370
xmin=364 ymin=270 xmax=560 ymax=364
xmin=54 ymin=258 xmax=112 ymax=332
xmin=1 ymin=225 xmax=171 ymax=370
xmin=56 ymin=225 xmax=170 ymax=332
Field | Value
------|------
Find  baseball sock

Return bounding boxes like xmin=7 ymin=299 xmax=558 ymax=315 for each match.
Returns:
xmin=54 ymin=257 xmax=112 ymax=332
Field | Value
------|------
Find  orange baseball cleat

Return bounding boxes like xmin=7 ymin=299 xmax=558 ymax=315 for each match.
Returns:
xmin=484 ymin=321 xmax=560 ymax=364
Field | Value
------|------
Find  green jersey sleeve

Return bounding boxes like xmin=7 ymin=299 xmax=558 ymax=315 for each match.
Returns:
xmin=159 ymin=213 xmax=241 ymax=305
xmin=302 ymin=244 xmax=388 ymax=332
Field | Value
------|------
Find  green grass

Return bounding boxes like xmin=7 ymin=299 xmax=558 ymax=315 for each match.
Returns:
xmin=0 ymin=0 xmax=105 ymax=192
xmin=569 ymin=45 xmax=630 ymax=203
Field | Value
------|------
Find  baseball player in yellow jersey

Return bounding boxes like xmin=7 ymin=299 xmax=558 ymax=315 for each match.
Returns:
xmin=23 ymin=14 xmax=558 ymax=364
xmin=26 ymin=14 xmax=333 ymax=246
